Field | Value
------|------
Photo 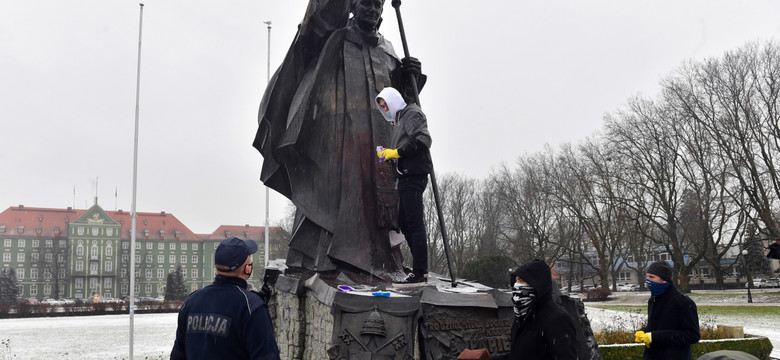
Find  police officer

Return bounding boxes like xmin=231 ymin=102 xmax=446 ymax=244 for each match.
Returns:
xmin=170 ymin=237 xmax=280 ymax=360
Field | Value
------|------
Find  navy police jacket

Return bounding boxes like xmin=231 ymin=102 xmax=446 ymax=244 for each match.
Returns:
xmin=170 ymin=275 xmax=280 ymax=360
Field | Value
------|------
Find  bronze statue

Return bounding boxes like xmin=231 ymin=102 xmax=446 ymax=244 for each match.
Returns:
xmin=253 ymin=0 xmax=424 ymax=281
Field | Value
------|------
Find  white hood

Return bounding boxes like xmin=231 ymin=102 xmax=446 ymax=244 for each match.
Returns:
xmin=375 ymin=87 xmax=407 ymax=124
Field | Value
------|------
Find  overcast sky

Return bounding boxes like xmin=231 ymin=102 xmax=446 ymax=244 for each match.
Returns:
xmin=2 ymin=1 xmax=779 ymax=234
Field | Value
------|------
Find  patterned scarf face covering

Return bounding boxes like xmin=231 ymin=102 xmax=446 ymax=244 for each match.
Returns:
xmin=512 ymin=283 xmax=536 ymax=321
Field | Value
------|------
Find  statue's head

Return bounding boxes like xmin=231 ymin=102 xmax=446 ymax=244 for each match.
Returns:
xmin=352 ymin=0 xmax=384 ymax=32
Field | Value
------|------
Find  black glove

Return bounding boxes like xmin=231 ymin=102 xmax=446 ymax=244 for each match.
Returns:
xmin=402 ymin=56 xmax=422 ymax=78
xmin=257 ymin=283 xmax=272 ymax=303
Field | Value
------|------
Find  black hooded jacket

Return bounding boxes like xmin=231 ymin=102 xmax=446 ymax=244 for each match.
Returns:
xmin=499 ymin=260 xmax=578 ymax=360
xmin=641 ymin=282 xmax=700 ymax=360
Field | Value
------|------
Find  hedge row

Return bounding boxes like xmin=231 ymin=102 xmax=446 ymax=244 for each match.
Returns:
xmin=598 ymin=336 xmax=773 ymax=360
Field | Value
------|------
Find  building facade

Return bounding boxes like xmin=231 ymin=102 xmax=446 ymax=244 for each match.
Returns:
xmin=0 ymin=204 xmax=282 ymax=300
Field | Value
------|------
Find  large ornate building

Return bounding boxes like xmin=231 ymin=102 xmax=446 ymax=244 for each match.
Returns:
xmin=0 ymin=204 xmax=283 ymax=300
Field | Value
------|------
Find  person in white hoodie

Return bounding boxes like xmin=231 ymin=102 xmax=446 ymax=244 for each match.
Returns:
xmin=376 ymin=87 xmax=433 ymax=284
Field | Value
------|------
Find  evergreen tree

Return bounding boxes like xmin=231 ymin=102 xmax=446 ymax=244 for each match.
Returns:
xmin=0 ymin=267 xmax=21 ymax=305
xmin=460 ymin=255 xmax=518 ymax=289
xmin=165 ymin=266 xmax=188 ymax=301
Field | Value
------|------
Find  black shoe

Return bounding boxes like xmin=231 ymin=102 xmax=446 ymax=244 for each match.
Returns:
xmin=397 ymin=269 xmax=427 ymax=284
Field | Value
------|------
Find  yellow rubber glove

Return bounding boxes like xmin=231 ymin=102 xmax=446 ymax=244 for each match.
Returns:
xmin=380 ymin=148 xmax=400 ymax=161
xmin=634 ymin=331 xmax=645 ymax=343
xmin=637 ymin=332 xmax=652 ymax=348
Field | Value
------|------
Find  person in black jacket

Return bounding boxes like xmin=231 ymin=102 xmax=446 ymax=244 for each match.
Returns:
xmin=376 ymin=86 xmax=433 ymax=284
xmin=635 ymin=261 xmax=700 ymax=360
xmin=494 ymin=259 xmax=578 ymax=360
xmin=170 ymin=237 xmax=280 ymax=360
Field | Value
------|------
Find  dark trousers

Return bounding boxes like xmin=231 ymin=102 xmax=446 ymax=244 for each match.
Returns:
xmin=398 ymin=176 xmax=429 ymax=271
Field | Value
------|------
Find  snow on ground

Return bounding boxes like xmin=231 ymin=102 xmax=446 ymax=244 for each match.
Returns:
xmin=583 ymin=289 xmax=780 ymax=359
xmin=1 ymin=313 xmax=178 ymax=359
xmin=1 ymin=290 xmax=777 ymax=359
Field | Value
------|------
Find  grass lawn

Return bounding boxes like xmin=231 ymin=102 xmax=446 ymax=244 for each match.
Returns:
xmin=589 ymin=304 xmax=779 ymax=317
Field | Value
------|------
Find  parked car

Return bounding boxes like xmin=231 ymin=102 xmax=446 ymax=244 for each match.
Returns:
xmin=560 ymin=285 xmax=582 ymax=293
xmin=21 ymin=298 xmax=40 ymax=305
xmin=746 ymin=278 xmax=779 ymax=288
xmin=618 ymin=283 xmax=639 ymax=292
xmin=41 ymin=298 xmax=63 ymax=306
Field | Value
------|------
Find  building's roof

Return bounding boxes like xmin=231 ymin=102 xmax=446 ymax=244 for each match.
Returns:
xmin=205 ymin=224 xmax=273 ymax=242
xmin=107 ymin=209 xmax=202 ymax=242
xmin=0 ymin=205 xmax=202 ymax=242
xmin=0 ymin=205 xmax=84 ymax=238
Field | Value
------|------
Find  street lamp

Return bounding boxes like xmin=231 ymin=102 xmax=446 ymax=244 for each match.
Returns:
xmin=741 ymin=249 xmax=753 ymax=303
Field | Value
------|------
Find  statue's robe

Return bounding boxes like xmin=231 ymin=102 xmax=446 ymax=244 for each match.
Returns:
xmin=253 ymin=3 xmax=417 ymax=280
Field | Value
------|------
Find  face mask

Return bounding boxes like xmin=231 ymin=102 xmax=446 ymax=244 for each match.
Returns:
xmin=512 ymin=284 xmax=536 ymax=320
xmin=645 ymin=279 xmax=670 ymax=296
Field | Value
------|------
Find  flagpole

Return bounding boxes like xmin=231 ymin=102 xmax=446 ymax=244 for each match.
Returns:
xmin=129 ymin=3 xmax=144 ymax=359
xmin=263 ymin=20 xmax=271 ymax=268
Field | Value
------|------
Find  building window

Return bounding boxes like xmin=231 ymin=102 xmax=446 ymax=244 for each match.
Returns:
xmin=36 ymin=227 xmax=42 ymax=234
xmin=145 ymin=254 xmax=152 ymax=263
xmin=90 ymin=263 xmax=98 ymax=275
xmin=2 ymin=253 xmax=9 ymax=262
xmin=76 ymin=261 xmax=84 ymax=272
xmin=134 ymin=284 xmax=140 ymax=294
xmin=18 ymin=239 xmax=25 ymax=247
xmin=122 ymin=254 xmax=128 ymax=263
xmin=89 ymin=278 xmax=98 ymax=290
xmin=30 ymin=285 xmax=37 ymax=296
xmin=192 ymin=269 xmax=198 ymax=279
xmin=181 ymin=243 xmax=187 ymax=251
xmin=158 ymin=243 xmax=164 ymax=250
xmin=121 ymin=269 xmax=127 ymax=278
xmin=106 ymin=228 xmax=113 ymax=236
xmin=143 ymin=229 xmax=150 ymax=237
xmin=105 ymin=246 xmax=112 ymax=256
xmin=145 ymin=269 xmax=152 ymax=279
xmin=135 ymin=242 xmax=141 ymax=250
xmin=159 ymin=230 xmax=165 ymax=238
xmin=170 ymin=255 xmax=176 ymax=263
xmin=192 ymin=243 xmax=199 ymax=251
xmin=17 ymin=225 xmax=24 ymax=234
xmin=135 ymin=255 xmax=140 ymax=263
xmin=105 ymin=261 xmax=113 ymax=272
xmin=135 ymin=269 xmax=140 ymax=279
xmin=44 ymin=270 xmax=52 ymax=280
xmin=158 ymin=255 xmax=164 ymax=263
xmin=170 ymin=243 xmax=176 ymax=250
xmin=192 ymin=255 xmax=198 ymax=263
xmin=32 ymin=240 xmax=39 ymax=248
xmin=45 ymin=253 xmax=52 ymax=263
xmin=31 ymin=253 xmax=39 ymax=262
xmin=121 ymin=284 xmax=128 ymax=294
xmin=59 ymin=240 xmax=66 ymax=248
xmin=76 ymin=246 xmax=84 ymax=256
xmin=58 ymin=269 xmax=65 ymax=279
xmin=618 ymin=271 xmax=631 ymax=281
xmin=104 ymin=278 xmax=112 ymax=289
xmin=0 ymin=225 xmax=5 ymax=233
xmin=58 ymin=254 xmax=65 ymax=263
xmin=75 ymin=278 xmax=83 ymax=289
xmin=17 ymin=253 xmax=24 ymax=262
xmin=145 ymin=284 xmax=152 ymax=295
xmin=31 ymin=268 xmax=38 ymax=279
xmin=46 ymin=240 xmax=52 ymax=248
xmin=157 ymin=269 xmax=164 ymax=279
xmin=123 ymin=242 xmax=129 ymax=250
xmin=146 ymin=242 xmax=153 ymax=250
xmin=181 ymin=255 xmax=187 ymax=264
xmin=16 ymin=268 xmax=24 ymax=279
xmin=44 ymin=285 xmax=51 ymax=296
xmin=90 ymin=246 xmax=97 ymax=258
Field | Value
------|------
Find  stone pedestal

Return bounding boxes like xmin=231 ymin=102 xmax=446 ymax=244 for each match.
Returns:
xmin=265 ymin=271 xmax=596 ymax=360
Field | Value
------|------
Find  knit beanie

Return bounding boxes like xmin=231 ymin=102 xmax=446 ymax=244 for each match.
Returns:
xmin=647 ymin=261 xmax=673 ymax=282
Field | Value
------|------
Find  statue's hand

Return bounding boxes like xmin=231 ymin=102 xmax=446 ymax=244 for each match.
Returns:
xmin=402 ymin=57 xmax=422 ymax=78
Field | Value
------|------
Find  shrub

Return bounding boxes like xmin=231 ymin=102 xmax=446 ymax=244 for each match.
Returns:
xmin=585 ymin=287 xmax=611 ymax=301
xmin=598 ymin=336 xmax=773 ymax=360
